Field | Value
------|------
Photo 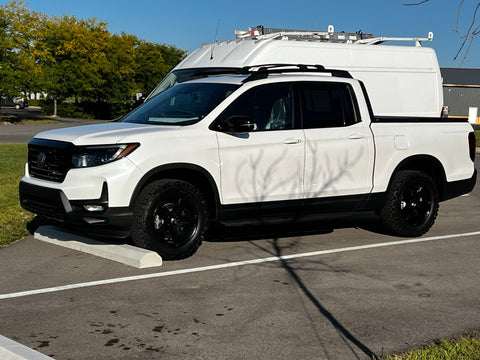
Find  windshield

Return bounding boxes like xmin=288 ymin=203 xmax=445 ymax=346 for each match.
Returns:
xmin=147 ymin=68 xmax=245 ymax=99
xmin=123 ymin=82 xmax=240 ymax=126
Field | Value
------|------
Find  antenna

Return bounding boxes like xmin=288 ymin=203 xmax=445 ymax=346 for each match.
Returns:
xmin=210 ymin=19 xmax=221 ymax=60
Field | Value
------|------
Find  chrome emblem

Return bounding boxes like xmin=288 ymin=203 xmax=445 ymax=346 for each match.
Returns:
xmin=37 ymin=152 xmax=47 ymax=168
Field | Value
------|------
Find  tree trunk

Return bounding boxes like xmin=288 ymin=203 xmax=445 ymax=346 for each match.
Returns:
xmin=53 ymin=98 xmax=58 ymax=117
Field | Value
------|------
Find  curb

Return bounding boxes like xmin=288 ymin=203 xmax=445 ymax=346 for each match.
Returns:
xmin=34 ymin=226 xmax=162 ymax=268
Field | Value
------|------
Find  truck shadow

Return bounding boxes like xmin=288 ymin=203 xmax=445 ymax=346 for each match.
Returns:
xmin=270 ymin=237 xmax=379 ymax=359
xmin=207 ymin=214 xmax=383 ymax=359
xmin=26 ymin=210 xmax=390 ymax=247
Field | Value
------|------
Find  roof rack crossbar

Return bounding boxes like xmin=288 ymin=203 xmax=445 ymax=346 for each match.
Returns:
xmin=241 ymin=64 xmax=352 ymax=83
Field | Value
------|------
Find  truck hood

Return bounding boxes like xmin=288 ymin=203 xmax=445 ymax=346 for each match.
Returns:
xmin=33 ymin=122 xmax=182 ymax=145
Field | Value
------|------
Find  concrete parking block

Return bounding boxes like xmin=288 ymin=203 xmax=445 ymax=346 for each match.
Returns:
xmin=34 ymin=226 xmax=162 ymax=268
xmin=0 ymin=335 xmax=53 ymax=360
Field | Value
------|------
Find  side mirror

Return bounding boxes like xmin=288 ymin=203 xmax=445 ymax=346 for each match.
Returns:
xmin=226 ymin=116 xmax=255 ymax=133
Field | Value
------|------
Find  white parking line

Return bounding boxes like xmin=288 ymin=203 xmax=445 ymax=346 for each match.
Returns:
xmin=1 ymin=230 xmax=480 ymax=301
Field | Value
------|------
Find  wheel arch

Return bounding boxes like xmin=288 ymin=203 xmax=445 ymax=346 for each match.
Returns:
xmin=130 ymin=163 xmax=221 ymax=220
xmin=389 ymin=155 xmax=447 ymax=200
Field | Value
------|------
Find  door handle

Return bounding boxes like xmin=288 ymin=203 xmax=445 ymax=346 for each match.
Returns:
xmin=348 ymin=134 xmax=365 ymax=140
xmin=283 ymin=138 xmax=302 ymax=144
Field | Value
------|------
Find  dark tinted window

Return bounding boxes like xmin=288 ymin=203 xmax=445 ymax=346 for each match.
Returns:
xmin=123 ymin=82 xmax=239 ymax=126
xmin=299 ymin=82 xmax=359 ymax=128
xmin=213 ymin=83 xmax=294 ymax=132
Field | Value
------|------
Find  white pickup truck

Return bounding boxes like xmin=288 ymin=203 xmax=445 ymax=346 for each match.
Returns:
xmin=19 ymin=64 xmax=476 ymax=259
xmin=19 ymin=27 xmax=477 ymax=259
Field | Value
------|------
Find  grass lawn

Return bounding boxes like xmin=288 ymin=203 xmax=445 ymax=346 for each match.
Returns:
xmin=0 ymin=144 xmax=34 ymax=247
xmin=381 ymin=335 xmax=480 ymax=359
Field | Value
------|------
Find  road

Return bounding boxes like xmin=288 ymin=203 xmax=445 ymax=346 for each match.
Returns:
xmin=0 ymin=111 xmax=479 ymax=359
xmin=0 ymin=107 xmax=107 ymax=143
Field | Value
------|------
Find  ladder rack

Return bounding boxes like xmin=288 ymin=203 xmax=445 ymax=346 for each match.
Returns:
xmin=234 ymin=25 xmax=433 ymax=47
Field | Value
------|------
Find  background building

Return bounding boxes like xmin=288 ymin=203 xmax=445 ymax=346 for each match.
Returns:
xmin=441 ymin=68 xmax=480 ymax=123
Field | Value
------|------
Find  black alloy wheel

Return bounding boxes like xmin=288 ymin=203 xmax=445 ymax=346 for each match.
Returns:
xmin=132 ymin=179 xmax=208 ymax=260
xmin=380 ymin=170 xmax=439 ymax=237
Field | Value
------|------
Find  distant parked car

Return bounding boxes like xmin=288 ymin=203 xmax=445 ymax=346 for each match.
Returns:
xmin=0 ymin=95 xmax=27 ymax=109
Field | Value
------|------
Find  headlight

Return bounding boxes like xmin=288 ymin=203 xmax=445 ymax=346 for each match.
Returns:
xmin=71 ymin=143 xmax=139 ymax=168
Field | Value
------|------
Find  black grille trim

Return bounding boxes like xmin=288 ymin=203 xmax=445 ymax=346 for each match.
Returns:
xmin=28 ymin=139 xmax=73 ymax=183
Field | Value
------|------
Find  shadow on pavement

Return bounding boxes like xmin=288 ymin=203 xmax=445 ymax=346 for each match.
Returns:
xmin=208 ymin=212 xmax=388 ymax=243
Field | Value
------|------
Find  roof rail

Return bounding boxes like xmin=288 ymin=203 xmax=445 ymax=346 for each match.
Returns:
xmin=234 ymin=25 xmax=433 ymax=47
xmin=241 ymin=64 xmax=353 ymax=83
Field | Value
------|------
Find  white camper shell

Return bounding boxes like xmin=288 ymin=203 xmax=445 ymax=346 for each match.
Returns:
xmin=149 ymin=26 xmax=442 ymax=117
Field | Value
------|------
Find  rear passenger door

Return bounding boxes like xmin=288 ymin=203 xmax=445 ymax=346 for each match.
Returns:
xmin=299 ymin=81 xmax=374 ymax=201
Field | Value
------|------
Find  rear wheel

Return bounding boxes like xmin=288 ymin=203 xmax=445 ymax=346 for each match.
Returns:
xmin=132 ymin=180 xmax=208 ymax=260
xmin=380 ymin=170 xmax=439 ymax=237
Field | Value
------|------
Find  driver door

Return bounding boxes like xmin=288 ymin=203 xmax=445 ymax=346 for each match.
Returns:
xmin=212 ymin=83 xmax=305 ymax=205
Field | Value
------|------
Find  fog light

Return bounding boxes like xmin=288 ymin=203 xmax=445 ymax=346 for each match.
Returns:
xmin=83 ymin=204 xmax=106 ymax=212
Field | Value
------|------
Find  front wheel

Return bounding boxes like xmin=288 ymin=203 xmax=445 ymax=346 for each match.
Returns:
xmin=380 ymin=170 xmax=439 ymax=237
xmin=131 ymin=180 xmax=208 ymax=260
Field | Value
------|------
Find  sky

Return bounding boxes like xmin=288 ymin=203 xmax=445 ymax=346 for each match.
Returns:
xmin=2 ymin=0 xmax=479 ymax=68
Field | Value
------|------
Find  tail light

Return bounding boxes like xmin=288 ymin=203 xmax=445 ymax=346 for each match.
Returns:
xmin=469 ymin=132 xmax=477 ymax=161
xmin=441 ymin=105 xmax=449 ymax=118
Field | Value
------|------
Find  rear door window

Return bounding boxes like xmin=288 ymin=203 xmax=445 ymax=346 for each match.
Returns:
xmin=298 ymin=82 xmax=360 ymax=128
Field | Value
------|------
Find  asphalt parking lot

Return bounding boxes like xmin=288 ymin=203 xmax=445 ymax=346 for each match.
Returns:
xmin=1 ymin=195 xmax=480 ymax=359
xmin=1 ymin=112 xmax=479 ymax=359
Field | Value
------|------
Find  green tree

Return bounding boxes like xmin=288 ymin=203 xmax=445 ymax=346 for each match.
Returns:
xmin=0 ymin=11 xmax=9 ymax=91
xmin=92 ymin=32 xmax=138 ymax=118
xmin=0 ymin=0 xmax=43 ymax=98
xmin=134 ymin=41 xmax=187 ymax=96
xmin=35 ymin=15 xmax=111 ymax=115
xmin=1 ymin=0 xmax=186 ymax=118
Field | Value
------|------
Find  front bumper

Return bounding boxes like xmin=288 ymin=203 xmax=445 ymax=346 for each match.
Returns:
xmin=19 ymin=181 xmax=133 ymax=238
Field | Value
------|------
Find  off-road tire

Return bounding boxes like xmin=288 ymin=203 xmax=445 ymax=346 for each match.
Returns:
xmin=131 ymin=179 xmax=208 ymax=260
xmin=380 ymin=170 xmax=439 ymax=237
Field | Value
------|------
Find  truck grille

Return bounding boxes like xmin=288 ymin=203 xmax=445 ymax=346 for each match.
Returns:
xmin=28 ymin=139 xmax=73 ymax=183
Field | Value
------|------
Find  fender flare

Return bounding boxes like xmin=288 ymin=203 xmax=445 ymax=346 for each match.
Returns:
xmin=129 ymin=163 xmax=222 ymax=218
